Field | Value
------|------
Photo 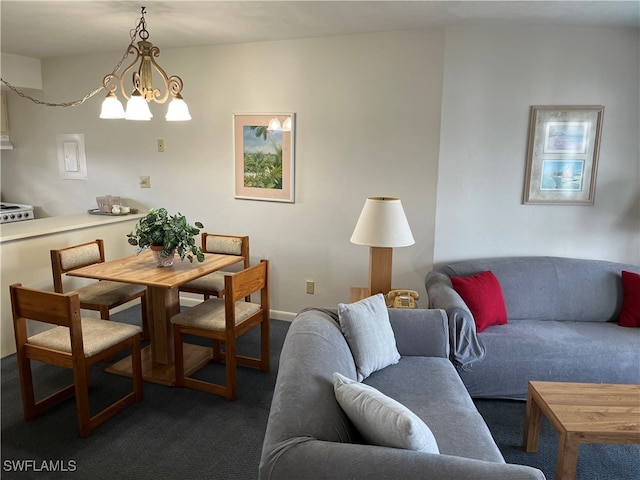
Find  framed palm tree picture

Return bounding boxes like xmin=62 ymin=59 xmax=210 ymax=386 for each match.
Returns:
xmin=233 ymin=113 xmax=295 ymax=203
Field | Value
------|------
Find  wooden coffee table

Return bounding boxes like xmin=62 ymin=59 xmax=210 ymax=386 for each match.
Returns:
xmin=523 ymin=381 xmax=640 ymax=480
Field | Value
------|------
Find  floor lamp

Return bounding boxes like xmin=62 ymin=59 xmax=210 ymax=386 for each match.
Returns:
xmin=350 ymin=197 xmax=415 ymax=296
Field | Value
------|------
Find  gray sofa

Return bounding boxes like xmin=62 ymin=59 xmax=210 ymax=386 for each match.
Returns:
xmin=425 ymin=256 xmax=640 ymax=400
xmin=259 ymin=307 xmax=545 ymax=480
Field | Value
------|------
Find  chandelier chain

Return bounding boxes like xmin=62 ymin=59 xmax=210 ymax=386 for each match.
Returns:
xmin=0 ymin=8 xmax=147 ymax=108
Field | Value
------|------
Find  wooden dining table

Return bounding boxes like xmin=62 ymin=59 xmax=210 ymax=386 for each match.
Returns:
xmin=67 ymin=250 xmax=243 ymax=385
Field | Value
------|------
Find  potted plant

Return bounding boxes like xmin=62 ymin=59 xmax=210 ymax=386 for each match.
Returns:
xmin=127 ymin=208 xmax=205 ymax=266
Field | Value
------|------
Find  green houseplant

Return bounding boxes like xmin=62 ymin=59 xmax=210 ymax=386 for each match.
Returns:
xmin=127 ymin=208 xmax=205 ymax=266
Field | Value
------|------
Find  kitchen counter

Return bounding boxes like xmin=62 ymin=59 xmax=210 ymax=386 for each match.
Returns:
xmin=0 ymin=211 xmax=146 ymax=357
xmin=0 ymin=212 xmax=145 ymax=243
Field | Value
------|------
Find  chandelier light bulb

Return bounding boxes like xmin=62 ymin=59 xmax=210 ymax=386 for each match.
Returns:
xmin=165 ymin=95 xmax=192 ymax=121
xmin=99 ymin=92 xmax=125 ymax=119
xmin=125 ymin=91 xmax=153 ymax=121
xmin=281 ymin=117 xmax=292 ymax=131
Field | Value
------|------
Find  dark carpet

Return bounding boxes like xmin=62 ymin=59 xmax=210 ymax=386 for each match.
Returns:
xmin=2 ymin=307 xmax=638 ymax=479
xmin=1 ymin=307 xmax=290 ymax=480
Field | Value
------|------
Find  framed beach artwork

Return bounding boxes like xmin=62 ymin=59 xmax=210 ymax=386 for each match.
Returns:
xmin=523 ymin=105 xmax=604 ymax=205
xmin=233 ymin=113 xmax=295 ymax=203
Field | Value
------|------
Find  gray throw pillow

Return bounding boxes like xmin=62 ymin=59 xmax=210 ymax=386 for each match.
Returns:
xmin=338 ymin=293 xmax=400 ymax=381
xmin=333 ymin=372 xmax=440 ymax=453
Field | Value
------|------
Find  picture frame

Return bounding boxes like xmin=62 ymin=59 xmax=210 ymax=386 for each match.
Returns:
xmin=233 ymin=113 xmax=295 ymax=203
xmin=523 ymin=105 xmax=604 ymax=205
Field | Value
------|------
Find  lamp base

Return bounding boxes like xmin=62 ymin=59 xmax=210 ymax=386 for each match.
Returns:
xmin=369 ymin=246 xmax=392 ymax=296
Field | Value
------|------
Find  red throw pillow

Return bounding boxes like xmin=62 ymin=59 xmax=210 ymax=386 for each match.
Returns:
xmin=451 ymin=271 xmax=508 ymax=333
xmin=618 ymin=270 xmax=640 ymax=328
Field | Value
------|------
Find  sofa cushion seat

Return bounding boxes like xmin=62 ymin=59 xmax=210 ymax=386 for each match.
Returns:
xmin=333 ymin=372 xmax=440 ymax=453
xmin=458 ymin=320 xmax=640 ymax=399
xmin=426 ymin=257 xmax=640 ymax=400
xmin=364 ymin=356 xmax=505 ymax=462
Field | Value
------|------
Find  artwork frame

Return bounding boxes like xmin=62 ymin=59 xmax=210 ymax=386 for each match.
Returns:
xmin=233 ymin=113 xmax=295 ymax=203
xmin=523 ymin=105 xmax=604 ymax=205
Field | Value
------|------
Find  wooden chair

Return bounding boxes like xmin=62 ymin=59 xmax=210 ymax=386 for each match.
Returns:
xmin=51 ymin=239 xmax=148 ymax=338
xmin=10 ymin=283 xmax=143 ymax=438
xmin=179 ymin=233 xmax=250 ymax=301
xmin=171 ymin=259 xmax=269 ymax=400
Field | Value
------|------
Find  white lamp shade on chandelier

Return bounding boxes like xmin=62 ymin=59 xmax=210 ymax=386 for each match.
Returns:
xmin=99 ymin=93 xmax=126 ymax=119
xmin=165 ymin=95 xmax=192 ymax=121
xmin=123 ymin=91 xmax=153 ymax=121
xmin=350 ymin=197 xmax=415 ymax=248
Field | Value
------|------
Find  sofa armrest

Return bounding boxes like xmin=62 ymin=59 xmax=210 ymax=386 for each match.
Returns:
xmin=425 ymin=271 xmax=486 ymax=369
xmin=388 ymin=308 xmax=449 ymax=358
xmin=260 ymin=439 xmax=545 ymax=480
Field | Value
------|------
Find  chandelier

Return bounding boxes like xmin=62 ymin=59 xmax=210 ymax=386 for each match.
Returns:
xmin=0 ymin=7 xmax=190 ymax=122
xmin=100 ymin=7 xmax=190 ymax=121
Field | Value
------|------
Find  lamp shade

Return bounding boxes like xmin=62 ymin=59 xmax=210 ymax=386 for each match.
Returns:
xmin=350 ymin=197 xmax=415 ymax=247
xmin=125 ymin=91 xmax=153 ymax=120
xmin=99 ymin=92 xmax=126 ymax=119
xmin=165 ymin=95 xmax=192 ymax=121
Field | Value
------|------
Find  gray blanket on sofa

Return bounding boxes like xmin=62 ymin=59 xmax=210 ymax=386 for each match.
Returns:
xmin=425 ymin=271 xmax=486 ymax=370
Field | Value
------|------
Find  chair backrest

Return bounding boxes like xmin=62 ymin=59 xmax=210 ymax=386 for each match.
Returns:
xmin=201 ymin=233 xmax=250 ymax=268
xmin=10 ymin=283 xmax=84 ymax=354
xmin=51 ymin=239 xmax=106 ymax=293
xmin=225 ymin=259 xmax=269 ymax=307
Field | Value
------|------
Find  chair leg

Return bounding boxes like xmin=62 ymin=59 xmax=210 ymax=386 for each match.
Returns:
xmin=16 ymin=353 xmax=37 ymax=421
xmin=225 ymin=336 xmax=237 ymax=401
xmin=173 ymin=325 xmax=185 ymax=388
xmin=73 ymin=360 xmax=93 ymax=438
xmin=212 ymin=339 xmax=223 ymax=362
xmin=98 ymin=307 xmax=115 ymax=362
xmin=99 ymin=306 xmax=110 ymax=320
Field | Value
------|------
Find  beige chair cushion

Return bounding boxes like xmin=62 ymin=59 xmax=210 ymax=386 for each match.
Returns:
xmin=76 ymin=281 xmax=145 ymax=305
xmin=60 ymin=243 xmax=102 ymax=270
xmin=205 ymin=236 xmax=243 ymax=255
xmin=28 ymin=318 xmax=141 ymax=357
xmin=181 ymin=271 xmax=226 ymax=292
xmin=171 ymin=298 xmax=261 ymax=331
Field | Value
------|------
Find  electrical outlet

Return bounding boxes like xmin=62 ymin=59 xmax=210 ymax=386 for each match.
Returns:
xmin=306 ymin=280 xmax=315 ymax=294
xmin=157 ymin=139 xmax=165 ymax=152
xmin=139 ymin=176 xmax=151 ymax=188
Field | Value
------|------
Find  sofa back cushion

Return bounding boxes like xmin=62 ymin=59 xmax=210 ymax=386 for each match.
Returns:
xmin=264 ymin=309 xmax=361 ymax=446
xmin=441 ymin=257 xmax=640 ymax=322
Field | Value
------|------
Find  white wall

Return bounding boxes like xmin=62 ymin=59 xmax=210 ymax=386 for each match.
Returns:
xmin=435 ymin=26 xmax=640 ymax=265
xmin=1 ymin=29 xmax=444 ymax=316
xmin=1 ymin=25 xmax=638 ymax=321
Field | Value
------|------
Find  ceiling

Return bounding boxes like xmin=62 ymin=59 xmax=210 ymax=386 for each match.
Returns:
xmin=1 ymin=1 xmax=639 ymax=60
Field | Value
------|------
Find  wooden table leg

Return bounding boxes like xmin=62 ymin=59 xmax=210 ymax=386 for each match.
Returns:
xmin=524 ymin=384 xmax=542 ymax=452
xmin=556 ymin=432 xmax=580 ymax=480
xmin=105 ymin=285 xmax=212 ymax=386
xmin=146 ymin=285 xmax=179 ymax=365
